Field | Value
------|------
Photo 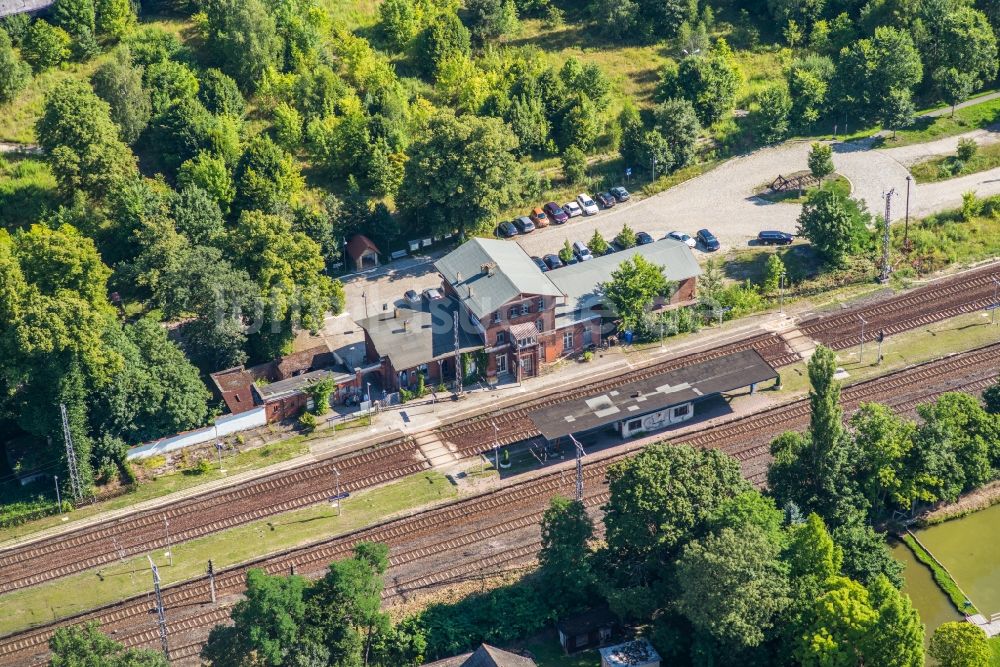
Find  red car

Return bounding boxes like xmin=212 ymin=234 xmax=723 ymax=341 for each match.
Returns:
xmin=529 ymin=207 xmax=549 ymax=228
xmin=543 ymin=202 xmax=569 ymax=224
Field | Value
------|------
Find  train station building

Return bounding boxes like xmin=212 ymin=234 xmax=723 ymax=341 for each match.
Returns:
xmin=528 ymin=349 xmax=778 ymax=441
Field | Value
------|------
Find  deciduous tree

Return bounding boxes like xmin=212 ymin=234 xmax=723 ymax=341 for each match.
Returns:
xmin=539 ymin=496 xmax=595 ymax=613
xmin=796 ymin=188 xmax=869 ymax=267
xmin=602 ymin=254 xmax=670 ymax=331
xmin=50 ymin=622 xmax=168 ymax=667
xmin=0 ymin=28 xmax=30 ymax=105
xmin=91 ymin=50 xmax=151 ymax=145
xmin=929 ymin=622 xmax=991 ymax=667
xmin=807 ymin=142 xmax=834 ymax=180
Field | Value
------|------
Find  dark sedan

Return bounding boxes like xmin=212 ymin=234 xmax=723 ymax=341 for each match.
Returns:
xmin=596 ymin=192 xmax=616 ymax=208
xmin=758 ymin=230 xmax=794 ymax=245
xmin=543 ymin=254 xmax=564 ymax=270
xmin=636 ymin=231 xmax=654 ymax=245
xmin=531 ymin=256 xmax=549 ymax=272
xmin=496 ymin=221 xmax=518 ymax=238
xmin=697 ymin=228 xmax=720 ymax=251
xmin=543 ymin=202 xmax=569 ymax=224
xmin=610 ymin=186 xmax=631 ymax=202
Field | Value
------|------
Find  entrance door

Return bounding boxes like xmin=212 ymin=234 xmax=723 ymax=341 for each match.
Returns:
xmin=496 ymin=353 xmax=508 ymax=374
xmin=520 ymin=354 xmax=534 ymax=375
xmin=583 ymin=328 xmax=592 ymax=347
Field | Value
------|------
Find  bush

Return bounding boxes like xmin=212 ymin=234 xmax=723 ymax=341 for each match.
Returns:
xmin=0 ymin=497 xmax=69 ymax=528
xmin=299 ymin=411 xmax=318 ymax=433
xmin=22 ymin=20 xmax=71 ymax=72
xmin=184 ymin=458 xmax=212 ymax=476
xmin=615 ymin=224 xmax=637 ymax=248
xmin=582 ymin=350 xmax=593 ymax=362
xmin=957 ymin=138 xmax=978 ymax=163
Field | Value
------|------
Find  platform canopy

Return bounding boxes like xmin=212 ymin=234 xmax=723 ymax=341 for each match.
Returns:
xmin=529 ymin=349 xmax=778 ymax=440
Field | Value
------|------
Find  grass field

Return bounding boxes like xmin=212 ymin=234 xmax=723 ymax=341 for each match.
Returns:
xmin=0 ymin=470 xmax=456 ymax=635
xmin=880 ymin=97 xmax=1000 ymax=149
xmin=910 ymin=141 xmax=1000 ymax=184
xmin=774 ymin=310 xmax=1000 ymax=396
xmin=896 ymin=205 xmax=1000 ymax=274
xmin=0 ymin=437 xmax=311 ymax=545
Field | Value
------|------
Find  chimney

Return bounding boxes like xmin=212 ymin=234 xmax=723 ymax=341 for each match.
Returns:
xmin=468 ymin=286 xmax=474 ymax=298
xmin=403 ymin=320 xmax=409 ymax=331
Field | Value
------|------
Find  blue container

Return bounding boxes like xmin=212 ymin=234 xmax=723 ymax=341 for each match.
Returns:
xmin=623 ymin=330 xmax=634 ymax=343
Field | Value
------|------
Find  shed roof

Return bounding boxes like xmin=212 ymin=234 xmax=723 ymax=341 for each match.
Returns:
xmin=556 ymin=607 xmax=618 ymax=636
xmin=548 ymin=239 xmax=701 ymax=325
xmin=599 ymin=639 xmax=661 ymax=667
xmin=357 ymin=297 xmax=484 ymax=371
xmin=435 ymin=238 xmax=561 ymax=320
xmin=423 ymin=644 xmax=537 ymax=667
xmin=346 ymin=234 xmax=379 ymax=260
xmin=254 ymin=368 xmax=355 ymax=403
xmin=529 ymin=349 xmax=777 ymax=440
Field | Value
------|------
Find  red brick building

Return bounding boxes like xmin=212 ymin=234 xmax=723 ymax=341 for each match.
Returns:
xmin=357 ymin=238 xmax=700 ymax=387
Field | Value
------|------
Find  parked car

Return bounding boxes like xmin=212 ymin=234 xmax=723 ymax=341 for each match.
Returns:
xmin=636 ymin=231 xmax=654 ymax=245
xmin=514 ymin=216 xmax=536 ymax=233
xmin=404 ymin=289 xmax=420 ymax=307
xmin=564 ymin=201 xmax=583 ymax=218
xmin=603 ymin=243 xmax=620 ymax=255
xmin=577 ymin=193 xmax=599 ymax=215
xmin=610 ymin=186 xmax=631 ymax=202
xmin=596 ymin=192 xmax=616 ymax=208
xmin=573 ymin=241 xmax=593 ymax=261
xmin=667 ymin=231 xmax=696 ymax=248
xmin=531 ymin=256 xmax=548 ymax=272
xmin=696 ymin=228 xmax=720 ymax=251
xmin=529 ymin=207 xmax=549 ymax=227
xmin=543 ymin=253 xmax=564 ymax=270
xmin=758 ymin=230 xmax=794 ymax=245
xmin=422 ymin=287 xmax=444 ymax=302
xmin=496 ymin=220 xmax=518 ymax=238
xmin=543 ymin=202 xmax=569 ymax=224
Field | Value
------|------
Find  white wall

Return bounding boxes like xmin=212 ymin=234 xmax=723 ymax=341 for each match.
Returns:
xmin=126 ymin=408 xmax=267 ymax=460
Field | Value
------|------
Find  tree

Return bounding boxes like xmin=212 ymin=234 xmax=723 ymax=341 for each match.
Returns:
xmin=200 ymin=0 xmax=282 ymax=92
xmin=657 ymin=47 xmax=740 ymax=126
xmin=883 ymin=87 xmax=916 ymax=138
xmin=507 ymin=95 xmax=550 ymax=155
xmin=618 ymin=102 xmax=645 ymax=166
xmin=807 ymin=142 xmax=834 ymax=180
xmin=22 ymin=20 xmax=71 ymax=72
xmin=653 ymin=98 xmax=700 ymax=169
xmin=787 ymin=56 xmax=833 ymax=131
xmin=202 ymin=568 xmax=310 ymax=666
xmin=937 ymin=67 xmax=975 ymax=117
xmin=198 ymin=68 xmax=246 ymax=118
xmin=144 ymin=97 xmax=213 ymax=175
xmin=588 ymin=230 xmax=608 ymax=256
xmin=917 ymin=393 xmax=997 ymax=492
xmin=558 ymin=238 xmax=573 ymax=263
xmin=50 ymin=622 xmax=168 ymax=667
xmin=559 ymin=94 xmax=601 ymax=151
xmin=562 ymin=146 xmax=587 ymax=184
xmin=864 ymin=574 xmax=924 ymax=667
xmin=54 ymin=0 xmax=96 ymax=37
xmin=984 ymin=378 xmax=1000 ymax=414
xmin=676 ymin=526 xmax=790 ymax=654
xmin=36 ymin=79 xmax=137 ymax=199
xmin=539 ymin=496 xmax=596 ymax=613
xmin=233 ymin=135 xmax=304 ymax=215
xmin=615 ymin=224 xmax=637 ymax=249
xmin=848 ymin=403 xmax=917 ymax=519
xmin=768 ymin=346 xmax=863 ymax=525
xmin=417 ymin=10 xmax=470 ymax=77
xmin=230 ymin=210 xmax=343 ymax=359
xmin=601 ymin=254 xmax=670 ymax=331
xmin=796 ymin=188 xmax=869 ymax=267
xmin=91 ymin=50 xmax=151 ymax=145
xmin=929 ymin=622 xmax=991 ymax=667
xmin=640 ymin=129 xmax=673 ymax=177
xmin=178 ymin=151 xmax=235 ymax=212
xmin=763 ymin=253 xmax=785 ymax=296
xmin=603 ymin=445 xmax=751 ymax=575
xmin=145 ymin=59 xmax=200 ymax=114
xmin=832 ymin=521 xmax=904 ymax=588
xmin=832 ymin=26 xmax=923 ymax=126
xmin=920 ymin=7 xmax=997 ymax=101
xmin=466 ymin=0 xmax=518 ymax=44
xmin=750 ymin=85 xmax=791 ymax=144
xmin=306 ymin=377 xmax=335 ymax=414
xmin=0 ymin=28 xmax=30 ymax=105
xmin=273 ymin=102 xmax=303 ymax=149
xmin=94 ymin=0 xmax=135 ymax=40
xmin=397 ymin=112 xmax=523 ymax=238
xmin=379 ymin=0 xmax=419 ymax=51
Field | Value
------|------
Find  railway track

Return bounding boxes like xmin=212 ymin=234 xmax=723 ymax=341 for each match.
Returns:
xmin=799 ymin=262 xmax=1000 ymax=350
xmin=3 ymin=341 xmax=997 ymax=666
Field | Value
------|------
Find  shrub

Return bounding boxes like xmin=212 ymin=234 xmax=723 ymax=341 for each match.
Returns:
xmin=582 ymin=350 xmax=593 ymax=362
xmin=615 ymin=224 xmax=637 ymax=248
xmin=956 ymin=138 xmax=977 ymax=163
xmin=0 ymin=498 xmax=69 ymax=528
xmin=299 ymin=411 xmax=318 ymax=433
xmin=185 ymin=458 xmax=212 ymax=476
xmin=22 ymin=20 xmax=71 ymax=72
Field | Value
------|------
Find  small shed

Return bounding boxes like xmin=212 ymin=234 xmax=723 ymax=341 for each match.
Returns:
xmin=599 ymin=639 xmax=661 ymax=667
xmin=346 ymin=234 xmax=380 ymax=271
xmin=556 ymin=607 xmax=618 ymax=654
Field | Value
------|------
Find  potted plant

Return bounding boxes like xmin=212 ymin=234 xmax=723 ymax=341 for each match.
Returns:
xmin=500 ymin=447 xmax=511 ymax=469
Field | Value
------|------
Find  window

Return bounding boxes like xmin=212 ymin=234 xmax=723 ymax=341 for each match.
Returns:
xmin=492 ymin=312 xmax=501 ymax=324
xmin=563 ymin=330 xmax=574 ymax=350
xmin=673 ymin=403 xmax=691 ymax=418
xmin=520 ymin=355 xmax=534 ymax=374
xmin=496 ymin=331 xmax=506 ymax=345
xmin=627 ymin=419 xmax=642 ymax=431
xmin=508 ymin=307 xmax=518 ymax=319
xmin=497 ymin=354 xmax=507 ymax=374
xmin=536 ymin=319 xmax=544 ymax=332
xmin=537 ymin=297 xmax=545 ymax=310
xmin=574 ymin=634 xmax=589 ymax=648
xmin=520 ymin=303 xmax=530 ymax=316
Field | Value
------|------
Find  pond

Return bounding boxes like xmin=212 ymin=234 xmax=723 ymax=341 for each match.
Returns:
xmin=892 ymin=502 xmax=1000 ymax=633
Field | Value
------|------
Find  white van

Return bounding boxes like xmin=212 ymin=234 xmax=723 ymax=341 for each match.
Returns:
xmin=572 ymin=241 xmax=593 ymax=261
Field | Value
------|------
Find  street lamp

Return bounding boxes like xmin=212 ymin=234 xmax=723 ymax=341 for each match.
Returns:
xmin=366 ymin=382 xmax=372 ymax=426
xmin=493 ymin=422 xmax=500 ymax=472
xmin=991 ymin=277 xmax=1000 ymax=326
xmin=904 ymin=175 xmax=912 ymax=252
